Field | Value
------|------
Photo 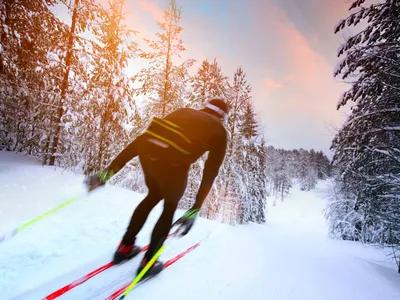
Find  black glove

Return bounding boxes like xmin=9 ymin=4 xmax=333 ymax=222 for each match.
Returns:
xmin=84 ymin=169 xmax=114 ymax=192
xmin=172 ymin=208 xmax=200 ymax=236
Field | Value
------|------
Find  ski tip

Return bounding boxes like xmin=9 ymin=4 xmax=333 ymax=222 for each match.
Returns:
xmin=119 ymin=296 xmax=126 ymax=300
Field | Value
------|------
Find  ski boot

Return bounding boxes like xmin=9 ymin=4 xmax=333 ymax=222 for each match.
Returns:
xmin=113 ymin=241 xmax=141 ymax=264
xmin=136 ymin=257 xmax=164 ymax=281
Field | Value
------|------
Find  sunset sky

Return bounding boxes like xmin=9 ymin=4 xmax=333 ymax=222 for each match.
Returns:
xmin=53 ymin=0 xmax=354 ymax=155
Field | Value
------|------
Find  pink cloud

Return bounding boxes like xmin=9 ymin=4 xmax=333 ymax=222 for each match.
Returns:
xmin=264 ymin=78 xmax=282 ymax=91
xmin=259 ymin=2 xmax=338 ymax=90
xmin=247 ymin=0 xmax=346 ymax=151
xmin=137 ymin=0 xmax=163 ymax=22
xmin=91 ymin=0 xmax=347 ymax=152
xmin=266 ymin=16 xmax=331 ymax=88
xmin=315 ymin=1 xmax=349 ymax=23
xmin=94 ymin=0 xmax=153 ymax=35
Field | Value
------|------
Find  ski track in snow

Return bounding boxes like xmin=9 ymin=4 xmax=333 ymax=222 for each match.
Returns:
xmin=0 ymin=150 xmax=399 ymax=300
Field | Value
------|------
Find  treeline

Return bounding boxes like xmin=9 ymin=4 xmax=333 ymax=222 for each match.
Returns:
xmin=326 ymin=0 xmax=400 ymax=271
xmin=0 ymin=0 xmax=330 ymax=226
xmin=115 ymin=144 xmax=331 ymax=225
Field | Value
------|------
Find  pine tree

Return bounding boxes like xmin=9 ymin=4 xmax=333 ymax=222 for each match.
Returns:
xmin=47 ymin=0 xmax=104 ymax=166
xmin=256 ymin=138 xmax=268 ymax=222
xmin=195 ymin=67 xmax=254 ymax=224
xmin=269 ymin=149 xmax=292 ymax=202
xmin=243 ymin=142 xmax=267 ymax=223
xmin=85 ymin=0 xmax=139 ymax=171
xmin=303 ymin=150 xmax=318 ymax=191
xmin=222 ymin=67 xmax=252 ymax=223
xmin=224 ymin=67 xmax=251 ymax=172
xmin=188 ymin=58 xmax=228 ymax=109
xmin=331 ymin=0 xmax=400 ymax=251
xmin=238 ymin=100 xmax=267 ymax=223
xmin=179 ymin=58 xmax=229 ymax=211
xmin=315 ymin=151 xmax=331 ymax=179
xmin=240 ymin=101 xmax=258 ymax=140
xmin=324 ymin=177 xmax=362 ymax=241
xmin=136 ymin=0 xmax=194 ymax=117
xmin=0 ymin=0 xmax=68 ymax=156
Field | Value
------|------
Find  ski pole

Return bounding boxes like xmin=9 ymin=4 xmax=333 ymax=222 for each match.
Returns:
xmin=112 ymin=230 xmax=211 ymax=300
xmin=118 ymin=225 xmax=183 ymax=299
xmin=0 ymin=192 xmax=85 ymax=245
xmin=118 ymin=245 xmax=166 ymax=299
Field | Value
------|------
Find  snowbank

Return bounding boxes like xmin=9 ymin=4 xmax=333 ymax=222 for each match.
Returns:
xmin=0 ymin=151 xmax=399 ymax=300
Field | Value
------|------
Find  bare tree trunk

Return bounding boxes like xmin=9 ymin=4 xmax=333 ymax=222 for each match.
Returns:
xmin=49 ymin=0 xmax=79 ymax=166
xmin=224 ymin=89 xmax=239 ymax=196
xmin=97 ymin=0 xmax=124 ymax=169
xmin=162 ymin=14 xmax=172 ymax=117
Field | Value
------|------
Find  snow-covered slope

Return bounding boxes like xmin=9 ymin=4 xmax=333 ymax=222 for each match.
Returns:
xmin=0 ymin=151 xmax=399 ymax=300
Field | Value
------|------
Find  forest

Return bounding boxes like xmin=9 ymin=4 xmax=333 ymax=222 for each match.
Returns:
xmin=1 ymin=0 xmax=398 ymax=267
xmin=326 ymin=0 xmax=400 ymax=270
xmin=0 ymin=0 xmax=332 ymax=226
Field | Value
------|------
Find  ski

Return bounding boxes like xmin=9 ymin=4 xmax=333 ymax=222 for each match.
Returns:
xmin=43 ymin=250 xmax=144 ymax=300
xmin=106 ymin=240 xmax=202 ymax=300
xmin=43 ymin=234 xmax=174 ymax=300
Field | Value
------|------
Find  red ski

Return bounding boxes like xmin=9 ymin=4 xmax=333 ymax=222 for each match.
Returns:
xmin=43 ymin=234 xmax=174 ymax=300
xmin=106 ymin=241 xmax=202 ymax=300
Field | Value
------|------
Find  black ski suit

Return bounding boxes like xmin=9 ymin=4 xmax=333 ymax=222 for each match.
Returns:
xmin=107 ymin=107 xmax=227 ymax=260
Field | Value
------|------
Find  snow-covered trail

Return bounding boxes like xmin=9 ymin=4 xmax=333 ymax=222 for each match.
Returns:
xmin=1 ymin=151 xmax=399 ymax=300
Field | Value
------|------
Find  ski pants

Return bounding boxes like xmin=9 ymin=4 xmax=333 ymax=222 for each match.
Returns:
xmin=122 ymin=155 xmax=190 ymax=260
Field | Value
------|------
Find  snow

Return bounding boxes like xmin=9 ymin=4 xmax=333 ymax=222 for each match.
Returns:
xmin=336 ymin=43 xmax=345 ymax=56
xmin=384 ymin=126 xmax=400 ymax=131
xmin=14 ymin=31 xmax=21 ymax=46
xmin=334 ymin=19 xmax=344 ymax=33
xmin=1 ymin=150 xmax=399 ymax=300
xmin=47 ymin=52 xmax=60 ymax=64
xmin=79 ymin=55 xmax=90 ymax=68
xmin=378 ymin=194 xmax=400 ymax=199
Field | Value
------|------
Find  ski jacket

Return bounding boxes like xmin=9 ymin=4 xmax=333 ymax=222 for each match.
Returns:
xmin=142 ymin=108 xmax=226 ymax=165
xmin=108 ymin=108 xmax=228 ymax=208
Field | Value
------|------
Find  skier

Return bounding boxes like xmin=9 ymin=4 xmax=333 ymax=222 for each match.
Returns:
xmin=85 ymin=98 xmax=229 ymax=278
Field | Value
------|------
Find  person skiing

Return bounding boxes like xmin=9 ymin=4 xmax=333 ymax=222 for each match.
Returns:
xmin=85 ymin=98 xmax=229 ymax=279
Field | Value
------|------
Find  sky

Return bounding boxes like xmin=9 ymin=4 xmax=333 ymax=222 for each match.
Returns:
xmin=53 ymin=0 xmax=354 ymax=155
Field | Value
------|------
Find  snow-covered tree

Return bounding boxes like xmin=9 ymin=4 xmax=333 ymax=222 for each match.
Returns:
xmin=0 ymin=0 xmax=333 ymax=231
xmin=188 ymin=58 xmax=228 ymax=109
xmin=255 ymin=138 xmax=268 ymax=222
xmin=330 ymin=0 xmax=400 ymax=259
xmin=314 ymin=150 xmax=332 ymax=179
xmin=298 ymin=150 xmax=318 ymax=191
xmin=239 ymin=101 xmax=267 ymax=223
xmin=221 ymin=67 xmax=252 ymax=223
xmin=76 ymin=0 xmax=139 ymax=173
xmin=135 ymin=0 xmax=194 ymax=117
xmin=323 ymin=177 xmax=362 ymax=241
xmin=47 ymin=0 xmax=104 ymax=166
xmin=178 ymin=58 xmax=229 ymax=211
xmin=240 ymin=101 xmax=258 ymax=140
xmin=207 ymin=67 xmax=268 ymax=224
xmin=265 ymin=148 xmax=292 ymax=204
xmin=0 ymin=1 xmax=70 ymax=159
